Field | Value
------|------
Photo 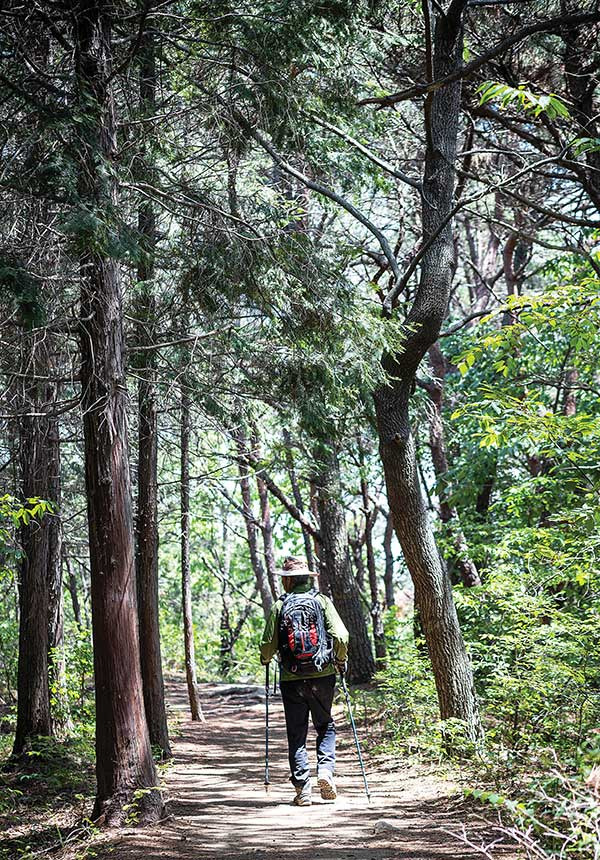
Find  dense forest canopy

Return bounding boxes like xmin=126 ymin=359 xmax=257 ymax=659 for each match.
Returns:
xmin=1 ymin=0 xmax=600 ymax=856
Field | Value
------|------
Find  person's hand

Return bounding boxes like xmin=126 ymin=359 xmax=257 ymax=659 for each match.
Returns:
xmin=335 ymin=659 xmax=348 ymax=676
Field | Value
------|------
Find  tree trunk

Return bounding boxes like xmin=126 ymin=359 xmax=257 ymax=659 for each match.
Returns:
xmin=373 ymin=3 xmax=482 ymax=740
xmin=218 ymin=516 xmax=234 ymax=676
xmin=256 ymin=475 xmax=278 ymax=597
xmin=234 ymin=430 xmax=273 ymax=617
xmin=46 ymin=410 xmax=72 ymax=737
xmin=360 ymin=476 xmax=387 ymax=667
xmin=350 ymin=537 xmax=366 ymax=592
xmin=383 ymin=513 xmax=395 ymax=608
xmin=72 ymin=0 xmax=162 ymax=823
xmin=315 ymin=447 xmax=375 ymax=684
xmin=283 ymin=432 xmax=316 ymax=572
xmin=426 ymin=344 xmax=480 ymax=587
xmin=13 ymin=374 xmax=53 ymax=756
xmin=134 ymin=24 xmax=171 ymax=760
xmin=64 ymin=549 xmax=82 ymax=629
xmin=180 ymin=388 xmax=204 ymax=721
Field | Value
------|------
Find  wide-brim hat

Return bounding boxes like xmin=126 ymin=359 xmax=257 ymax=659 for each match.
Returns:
xmin=277 ymin=566 xmax=319 ymax=577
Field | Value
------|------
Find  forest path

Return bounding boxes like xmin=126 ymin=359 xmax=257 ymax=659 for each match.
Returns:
xmin=98 ymin=681 xmax=519 ymax=860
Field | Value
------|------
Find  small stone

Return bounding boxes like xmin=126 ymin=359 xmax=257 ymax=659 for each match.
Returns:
xmin=373 ymin=818 xmax=405 ymax=834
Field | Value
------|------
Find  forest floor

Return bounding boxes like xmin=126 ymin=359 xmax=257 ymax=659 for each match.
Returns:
xmin=90 ymin=681 xmax=520 ymax=860
xmin=0 ymin=681 xmax=524 ymax=860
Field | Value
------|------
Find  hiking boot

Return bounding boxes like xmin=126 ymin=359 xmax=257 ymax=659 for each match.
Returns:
xmin=293 ymin=780 xmax=312 ymax=806
xmin=318 ymin=772 xmax=337 ymax=801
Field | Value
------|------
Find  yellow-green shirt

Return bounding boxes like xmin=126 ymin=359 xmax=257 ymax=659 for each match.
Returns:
xmin=260 ymin=582 xmax=349 ymax=682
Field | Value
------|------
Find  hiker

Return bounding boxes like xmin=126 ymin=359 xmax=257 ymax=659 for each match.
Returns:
xmin=260 ymin=556 xmax=349 ymax=806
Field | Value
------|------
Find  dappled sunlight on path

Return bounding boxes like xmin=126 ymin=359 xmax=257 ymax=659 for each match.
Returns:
xmin=98 ymin=682 xmax=519 ymax=860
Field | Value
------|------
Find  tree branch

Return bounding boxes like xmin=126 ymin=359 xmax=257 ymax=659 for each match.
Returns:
xmin=308 ymin=114 xmax=421 ymax=189
xmin=240 ymin=452 xmax=321 ymax=542
xmin=207 ymin=89 xmax=402 ymax=288
xmin=358 ymin=11 xmax=600 ymax=108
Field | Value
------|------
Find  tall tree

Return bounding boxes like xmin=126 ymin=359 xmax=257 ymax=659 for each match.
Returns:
xmin=13 ymin=337 xmax=53 ymax=756
xmin=180 ymin=385 xmax=204 ymax=722
xmin=383 ymin=512 xmax=395 ymax=608
xmin=357 ymin=456 xmax=387 ymax=666
xmin=46 ymin=403 xmax=70 ymax=737
xmin=134 ymin=21 xmax=171 ymax=760
xmin=71 ymin=0 xmax=162 ymax=823
xmin=372 ymin=0 xmax=482 ymax=740
xmin=233 ymin=428 xmax=274 ymax=617
xmin=314 ymin=446 xmax=375 ymax=684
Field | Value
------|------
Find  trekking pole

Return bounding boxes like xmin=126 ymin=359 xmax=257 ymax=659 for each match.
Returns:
xmin=264 ymin=663 xmax=270 ymax=792
xmin=339 ymin=667 xmax=371 ymax=804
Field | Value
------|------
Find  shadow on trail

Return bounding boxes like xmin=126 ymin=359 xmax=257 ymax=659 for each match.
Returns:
xmin=94 ymin=683 xmax=518 ymax=860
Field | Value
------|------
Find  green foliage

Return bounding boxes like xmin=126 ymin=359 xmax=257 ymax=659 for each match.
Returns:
xmin=466 ymin=772 xmax=600 ymax=859
xmin=56 ymin=625 xmax=95 ymax=732
xmin=477 ymin=82 xmax=571 ymax=120
xmin=377 ymin=612 xmax=439 ymax=754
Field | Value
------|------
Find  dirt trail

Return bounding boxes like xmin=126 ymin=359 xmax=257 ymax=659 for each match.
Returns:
xmin=99 ymin=682 xmax=519 ymax=860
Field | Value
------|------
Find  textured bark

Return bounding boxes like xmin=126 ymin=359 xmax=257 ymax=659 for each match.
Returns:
xmin=46 ymin=413 xmax=71 ymax=737
xmin=134 ymin=26 xmax=171 ymax=760
xmin=13 ymin=375 xmax=53 ymax=756
xmin=383 ymin=513 xmax=395 ymax=608
xmin=374 ymin=4 xmax=482 ymax=740
xmin=219 ymin=517 xmax=234 ymax=676
xmin=315 ymin=448 xmax=375 ymax=684
xmin=180 ymin=389 xmax=204 ymax=722
xmin=349 ymin=536 xmax=366 ymax=592
xmin=72 ymin=0 xmax=162 ymax=824
xmin=563 ymin=367 xmax=578 ymax=417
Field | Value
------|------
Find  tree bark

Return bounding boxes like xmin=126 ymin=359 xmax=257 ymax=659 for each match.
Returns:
xmin=383 ymin=513 xmax=395 ymax=608
xmin=373 ymin=2 xmax=482 ymax=740
xmin=315 ymin=447 xmax=375 ymax=684
xmin=180 ymin=388 xmax=204 ymax=722
xmin=134 ymin=23 xmax=171 ymax=760
xmin=72 ymin=0 xmax=162 ymax=823
xmin=46 ymin=410 xmax=71 ymax=737
xmin=13 ymin=370 xmax=53 ymax=756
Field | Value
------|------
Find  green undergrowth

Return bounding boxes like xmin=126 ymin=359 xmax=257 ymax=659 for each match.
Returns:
xmin=0 ymin=735 xmax=96 ymax=860
xmin=361 ymin=607 xmax=600 ymax=859
xmin=0 ymin=723 xmax=175 ymax=860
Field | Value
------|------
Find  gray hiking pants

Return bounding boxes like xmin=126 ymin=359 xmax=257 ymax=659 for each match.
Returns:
xmin=280 ymin=673 xmax=336 ymax=787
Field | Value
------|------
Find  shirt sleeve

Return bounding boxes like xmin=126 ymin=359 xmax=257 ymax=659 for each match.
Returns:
xmin=321 ymin=595 xmax=349 ymax=662
xmin=259 ymin=600 xmax=280 ymax=664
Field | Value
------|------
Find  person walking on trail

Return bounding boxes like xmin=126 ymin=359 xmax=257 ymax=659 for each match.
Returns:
xmin=260 ymin=556 xmax=349 ymax=807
